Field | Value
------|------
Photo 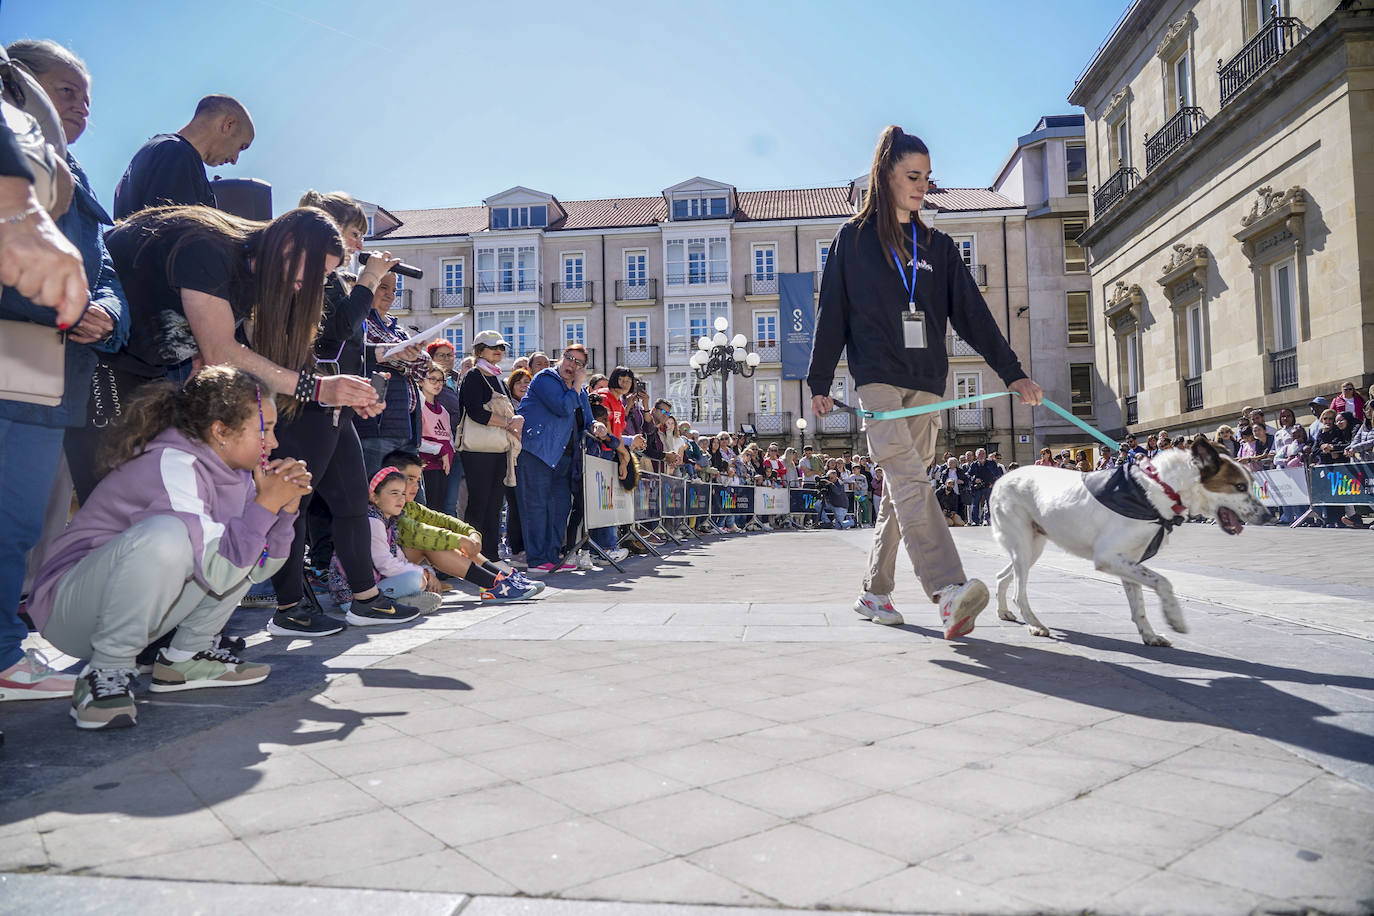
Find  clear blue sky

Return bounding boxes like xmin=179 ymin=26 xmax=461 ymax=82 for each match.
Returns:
xmin=7 ymin=0 xmax=1127 ymax=213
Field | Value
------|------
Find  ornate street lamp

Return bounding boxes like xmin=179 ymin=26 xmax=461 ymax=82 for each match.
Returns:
xmin=689 ymin=316 xmax=759 ymax=435
xmin=796 ymin=416 xmax=807 ymax=453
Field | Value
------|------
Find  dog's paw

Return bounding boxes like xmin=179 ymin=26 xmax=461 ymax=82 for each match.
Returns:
xmin=1165 ymin=615 xmax=1189 ymax=634
xmin=997 ymin=608 xmax=1019 ymax=622
xmin=1144 ymin=634 xmax=1173 ymax=647
xmin=1028 ymin=624 xmax=1051 ymax=638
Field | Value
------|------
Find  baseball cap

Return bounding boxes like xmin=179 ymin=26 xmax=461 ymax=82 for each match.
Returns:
xmin=1309 ymin=396 xmax=1329 ymax=407
xmin=473 ymin=330 xmax=509 ymax=350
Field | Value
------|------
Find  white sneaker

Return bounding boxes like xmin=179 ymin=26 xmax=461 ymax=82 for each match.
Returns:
xmin=396 ymin=591 xmax=443 ymax=614
xmin=575 ymin=551 xmax=600 ymax=571
xmin=937 ymin=580 xmax=989 ymax=640
xmin=606 ymin=547 xmax=630 ymax=562
xmin=853 ymin=593 xmax=903 ymax=626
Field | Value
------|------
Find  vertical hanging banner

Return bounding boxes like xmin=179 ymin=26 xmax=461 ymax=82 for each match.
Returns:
xmin=780 ymin=272 xmax=817 ymax=381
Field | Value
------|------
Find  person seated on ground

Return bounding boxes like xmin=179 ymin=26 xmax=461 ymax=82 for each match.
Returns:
xmin=361 ymin=468 xmax=438 ymax=622
xmin=379 ymin=451 xmax=542 ymax=600
xmin=936 ymin=478 xmax=965 ymax=527
xmin=28 ymin=367 xmax=304 ymax=730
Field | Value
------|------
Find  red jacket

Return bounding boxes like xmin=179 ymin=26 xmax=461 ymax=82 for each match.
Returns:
xmin=1332 ymin=393 xmax=1365 ymax=419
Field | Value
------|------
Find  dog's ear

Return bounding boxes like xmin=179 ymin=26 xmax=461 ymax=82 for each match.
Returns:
xmin=619 ymin=455 xmax=639 ymax=491
xmin=1191 ymin=437 xmax=1223 ymax=480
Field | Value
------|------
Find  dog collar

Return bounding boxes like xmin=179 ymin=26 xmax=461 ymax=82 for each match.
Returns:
xmin=1136 ymin=459 xmax=1187 ymax=518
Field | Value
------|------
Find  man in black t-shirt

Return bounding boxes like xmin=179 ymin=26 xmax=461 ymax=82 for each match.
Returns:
xmin=113 ymin=95 xmax=254 ymax=220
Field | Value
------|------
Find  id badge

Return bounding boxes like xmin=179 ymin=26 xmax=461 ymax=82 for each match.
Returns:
xmin=902 ymin=312 xmax=927 ymax=349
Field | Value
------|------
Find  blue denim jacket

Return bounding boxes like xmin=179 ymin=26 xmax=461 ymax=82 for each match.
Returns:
xmin=518 ymin=367 xmax=592 ymax=471
xmin=0 ymin=154 xmax=129 ymax=427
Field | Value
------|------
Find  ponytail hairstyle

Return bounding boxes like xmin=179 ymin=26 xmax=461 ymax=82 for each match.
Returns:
xmin=851 ymin=125 xmax=932 ymax=269
xmin=99 ymin=366 xmax=266 ymax=474
xmin=297 ymin=190 xmax=368 ymax=239
xmin=124 ymin=205 xmax=344 ymax=413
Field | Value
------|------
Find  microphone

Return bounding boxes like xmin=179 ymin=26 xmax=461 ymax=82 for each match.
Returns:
xmin=358 ymin=251 xmax=424 ymax=280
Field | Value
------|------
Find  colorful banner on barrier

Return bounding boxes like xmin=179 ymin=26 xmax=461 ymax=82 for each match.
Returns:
xmin=790 ymin=488 xmax=822 ymax=513
xmin=686 ymin=480 xmax=712 ymax=515
xmin=661 ymin=476 xmax=688 ymax=518
xmin=583 ymin=454 xmax=636 ymax=527
xmin=634 ymin=473 xmax=661 ymax=522
xmin=753 ymin=486 xmax=789 ymax=516
xmin=713 ymin=484 xmax=754 ymax=515
xmin=1306 ymin=461 xmax=1374 ymax=506
xmin=1252 ymin=467 xmax=1310 ymax=507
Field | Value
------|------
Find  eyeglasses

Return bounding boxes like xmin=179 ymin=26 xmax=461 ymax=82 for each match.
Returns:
xmin=563 ymin=353 xmax=587 ymax=368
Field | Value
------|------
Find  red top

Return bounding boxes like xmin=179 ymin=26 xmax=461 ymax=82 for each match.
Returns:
xmin=597 ymin=388 xmax=626 ymax=439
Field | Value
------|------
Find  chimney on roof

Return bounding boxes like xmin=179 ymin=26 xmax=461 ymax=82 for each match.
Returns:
xmin=927 ymin=178 xmax=938 ymax=190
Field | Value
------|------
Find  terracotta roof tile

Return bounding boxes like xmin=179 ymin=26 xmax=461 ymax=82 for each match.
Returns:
xmin=374 ymin=185 xmax=1020 ymax=240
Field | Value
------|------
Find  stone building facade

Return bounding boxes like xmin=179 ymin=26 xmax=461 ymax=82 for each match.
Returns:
xmin=1068 ymin=0 xmax=1373 ymax=438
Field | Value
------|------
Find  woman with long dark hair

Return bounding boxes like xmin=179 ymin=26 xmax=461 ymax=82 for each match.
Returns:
xmin=807 ymin=125 xmax=1042 ymax=638
xmin=264 ymin=191 xmax=422 ymax=635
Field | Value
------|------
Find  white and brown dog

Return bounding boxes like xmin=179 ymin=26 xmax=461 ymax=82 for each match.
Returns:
xmin=988 ymin=438 xmax=1268 ymax=646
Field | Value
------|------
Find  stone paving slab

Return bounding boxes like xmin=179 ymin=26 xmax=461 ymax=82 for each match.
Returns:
xmin=2 ymin=525 xmax=1373 ymax=914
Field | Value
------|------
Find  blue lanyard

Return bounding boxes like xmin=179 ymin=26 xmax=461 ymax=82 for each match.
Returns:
xmin=888 ymin=221 xmax=918 ymax=312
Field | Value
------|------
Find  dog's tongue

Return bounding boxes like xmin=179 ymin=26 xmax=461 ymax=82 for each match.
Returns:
xmin=1218 ymin=507 xmax=1245 ymax=535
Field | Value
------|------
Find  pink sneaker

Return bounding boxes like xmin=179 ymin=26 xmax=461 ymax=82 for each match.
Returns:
xmin=526 ymin=562 xmax=558 ymax=578
xmin=0 ymin=649 xmax=78 ymax=701
xmin=556 ymin=562 xmax=578 ymax=572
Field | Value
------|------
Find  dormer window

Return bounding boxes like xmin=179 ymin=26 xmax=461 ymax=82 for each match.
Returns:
xmin=492 ymin=205 xmax=548 ymax=230
xmin=671 ymin=195 xmax=729 ymax=220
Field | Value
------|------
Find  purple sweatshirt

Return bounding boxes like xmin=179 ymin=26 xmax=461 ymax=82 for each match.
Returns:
xmin=28 ymin=427 xmax=297 ymax=631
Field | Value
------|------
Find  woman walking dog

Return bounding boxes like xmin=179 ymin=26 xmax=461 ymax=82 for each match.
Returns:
xmin=807 ymin=125 xmax=1042 ymax=639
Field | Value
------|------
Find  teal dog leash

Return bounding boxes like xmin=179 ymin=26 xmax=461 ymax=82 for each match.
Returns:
xmin=836 ymin=392 xmax=1120 ymax=451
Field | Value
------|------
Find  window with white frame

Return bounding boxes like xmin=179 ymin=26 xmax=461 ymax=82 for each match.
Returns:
xmin=1069 ymin=364 xmax=1094 ymax=417
xmin=1066 ymin=291 xmax=1091 ymax=345
xmin=665 ymin=237 xmax=728 ymax=287
xmin=477 ymin=245 xmax=536 ymax=294
xmin=752 ymin=243 xmax=775 ymax=279
xmin=1066 ymin=140 xmax=1088 ymax=194
xmin=621 ymin=248 xmax=648 ymax=299
xmin=1168 ymin=50 xmax=1193 ymax=114
xmin=476 ymin=308 xmax=539 ymax=358
xmin=1063 ymin=220 xmax=1087 ymax=273
xmin=443 ymin=324 xmax=465 ymax=355
xmin=1124 ymin=330 xmax=1141 ymax=396
xmin=755 ymin=379 xmax=780 ymax=415
xmin=670 ymin=194 xmax=728 ymax=220
xmin=491 ymin=205 xmax=547 ymax=229
xmin=1108 ymin=115 xmax=1130 ymax=171
xmin=392 ymin=272 xmax=406 ymax=309
xmin=950 ymin=235 xmax=975 ymax=268
xmin=561 ymin=317 xmax=585 ymax=354
xmin=1184 ymin=303 xmax=1204 ymax=377
xmin=625 ymin=316 xmax=649 ymax=351
xmin=560 ymin=252 xmax=585 ymax=302
xmin=754 ymin=310 xmax=779 ymax=360
xmin=668 ymin=370 xmax=722 ymax=428
xmin=1271 ymin=259 xmax=1298 ymax=352
xmin=817 ymin=240 xmax=832 ymax=276
xmin=438 ymin=258 xmax=465 ymax=309
xmin=666 ymin=301 xmax=729 ymax=360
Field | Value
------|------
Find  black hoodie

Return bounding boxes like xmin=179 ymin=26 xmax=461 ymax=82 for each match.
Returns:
xmin=807 ymin=218 xmax=1026 ymax=398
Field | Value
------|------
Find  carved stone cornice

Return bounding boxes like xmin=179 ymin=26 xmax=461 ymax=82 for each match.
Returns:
xmin=1103 ymin=86 xmax=1133 ymax=123
xmin=1105 ymin=280 xmax=1143 ymax=326
xmin=1156 ymin=12 xmax=1195 ymax=60
xmin=1159 ymin=242 xmax=1209 ymax=302
xmin=1235 ymin=185 xmax=1306 ymax=262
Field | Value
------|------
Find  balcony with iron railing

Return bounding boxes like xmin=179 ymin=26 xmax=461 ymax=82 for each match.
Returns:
xmin=1145 ymin=107 xmax=1206 ymax=173
xmin=744 ymin=274 xmax=778 ymax=297
xmin=819 ymin=411 xmax=855 ymax=434
xmin=429 ymin=287 xmax=473 ymax=310
xmin=967 ymin=263 xmax=988 ymax=287
xmin=615 ymin=278 xmax=657 ymax=302
xmin=946 ymin=406 xmax=993 ymax=433
xmin=392 ymin=288 xmax=412 ymax=312
xmin=1184 ymin=375 xmax=1204 ymax=411
xmin=552 ymin=280 xmax=594 ymax=304
xmin=476 ymin=277 xmax=540 ymax=297
xmin=1125 ymin=394 xmax=1138 ymax=426
xmin=747 ymin=411 xmax=793 ymax=437
xmin=948 ymin=333 xmax=979 ymax=358
xmin=665 ymin=270 xmax=730 ymax=289
xmin=1219 ymin=15 xmax=1304 ymax=107
xmin=1270 ymin=347 xmax=1298 ymax=392
xmin=1093 ymin=163 xmax=1140 ymax=219
xmin=755 ymin=342 xmax=780 ymax=364
xmin=614 ymin=345 xmax=660 ymax=371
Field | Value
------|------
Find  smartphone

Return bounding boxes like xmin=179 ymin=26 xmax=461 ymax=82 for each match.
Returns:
xmin=370 ymin=371 xmax=390 ymax=401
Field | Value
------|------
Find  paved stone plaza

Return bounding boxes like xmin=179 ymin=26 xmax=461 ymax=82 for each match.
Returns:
xmin=2 ymin=524 xmax=1372 ymax=915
